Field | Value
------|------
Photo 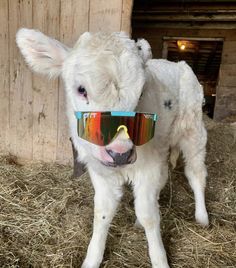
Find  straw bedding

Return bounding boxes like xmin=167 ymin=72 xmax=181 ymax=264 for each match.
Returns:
xmin=0 ymin=116 xmax=235 ymax=268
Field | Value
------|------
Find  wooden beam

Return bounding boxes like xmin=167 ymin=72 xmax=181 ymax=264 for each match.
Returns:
xmin=133 ymin=1 xmax=236 ymax=12
xmin=133 ymin=12 xmax=236 ymax=22
xmin=218 ymin=64 xmax=236 ymax=87
xmin=221 ymin=41 xmax=236 ymax=64
xmin=133 ymin=21 xmax=236 ymax=29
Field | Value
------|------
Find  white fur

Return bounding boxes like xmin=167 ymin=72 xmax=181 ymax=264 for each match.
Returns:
xmin=137 ymin=38 xmax=152 ymax=62
xmin=16 ymin=29 xmax=209 ymax=268
xmin=16 ymin=28 xmax=69 ymax=78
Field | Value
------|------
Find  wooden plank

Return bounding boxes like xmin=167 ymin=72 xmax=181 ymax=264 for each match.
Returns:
xmin=218 ymin=64 xmax=236 ymax=87
xmin=60 ymin=0 xmax=90 ymax=46
xmin=32 ymin=0 xmax=60 ymax=162
xmin=134 ymin=2 xmax=236 ymax=12
xmin=9 ymin=0 xmax=33 ymax=160
xmin=89 ymin=0 xmax=123 ymax=32
xmin=0 ymin=0 xmax=9 ymax=154
xmin=221 ymin=41 xmax=236 ymax=64
xmin=133 ymin=12 xmax=236 ymax=22
xmin=216 ymin=86 xmax=236 ymax=96
xmin=163 ymin=36 xmax=224 ymax=41
xmin=214 ymin=94 xmax=236 ymax=121
xmin=214 ymin=105 xmax=236 ymax=121
xmin=121 ymin=0 xmax=133 ymax=34
xmin=133 ymin=21 xmax=236 ymax=30
xmin=57 ymin=0 xmax=90 ymax=164
xmin=133 ymin=27 xmax=236 ymax=41
xmin=215 ymin=66 xmax=236 ymax=120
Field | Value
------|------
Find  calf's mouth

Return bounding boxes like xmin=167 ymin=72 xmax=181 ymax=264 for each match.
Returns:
xmin=101 ymin=146 xmax=137 ymax=168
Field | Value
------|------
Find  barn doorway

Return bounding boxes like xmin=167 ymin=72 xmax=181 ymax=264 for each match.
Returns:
xmin=162 ymin=37 xmax=224 ymax=118
xmin=131 ymin=0 xmax=236 ymax=121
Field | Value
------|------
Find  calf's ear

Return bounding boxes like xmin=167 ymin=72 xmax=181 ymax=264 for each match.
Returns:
xmin=136 ymin=38 xmax=152 ymax=63
xmin=16 ymin=28 xmax=69 ymax=78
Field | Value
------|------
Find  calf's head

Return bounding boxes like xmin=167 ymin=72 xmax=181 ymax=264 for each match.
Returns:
xmin=16 ymin=29 xmax=146 ymax=167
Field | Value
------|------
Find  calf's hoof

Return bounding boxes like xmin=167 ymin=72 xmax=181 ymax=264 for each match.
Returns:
xmin=152 ymin=261 xmax=170 ymax=268
xmin=195 ymin=210 xmax=209 ymax=227
xmin=81 ymin=260 xmax=100 ymax=268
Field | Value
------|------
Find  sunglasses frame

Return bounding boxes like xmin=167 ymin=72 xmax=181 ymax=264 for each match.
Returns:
xmin=75 ymin=111 xmax=157 ymax=120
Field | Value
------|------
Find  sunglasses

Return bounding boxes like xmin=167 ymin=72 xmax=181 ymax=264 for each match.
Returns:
xmin=75 ymin=111 xmax=157 ymax=146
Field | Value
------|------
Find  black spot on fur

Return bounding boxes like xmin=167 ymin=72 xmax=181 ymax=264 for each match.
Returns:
xmin=139 ymin=91 xmax=144 ymax=100
xmin=164 ymin=100 xmax=172 ymax=110
xmin=102 ymin=216 xmax=106 ymax=219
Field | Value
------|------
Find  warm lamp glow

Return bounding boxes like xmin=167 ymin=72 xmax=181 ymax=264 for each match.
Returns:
xmin=177 ymin=40 xmax=188 ymax=51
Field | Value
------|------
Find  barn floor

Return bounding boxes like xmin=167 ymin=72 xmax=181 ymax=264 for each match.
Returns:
xmin=0 ymin=117 xmax=235 ymax=268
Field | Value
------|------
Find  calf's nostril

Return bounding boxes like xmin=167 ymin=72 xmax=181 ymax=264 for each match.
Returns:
xmin=106 ymin=148 xmax=134 ymax=166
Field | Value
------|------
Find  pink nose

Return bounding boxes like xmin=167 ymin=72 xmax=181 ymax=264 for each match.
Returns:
xmin=106 ymin=146 xmax=137 ymax=166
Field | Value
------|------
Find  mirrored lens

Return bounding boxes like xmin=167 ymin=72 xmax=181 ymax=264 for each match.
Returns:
xmin=76 ymin=112 xmax=156 ymax=146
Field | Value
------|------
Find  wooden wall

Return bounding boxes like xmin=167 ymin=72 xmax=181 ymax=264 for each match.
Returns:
xmin=132 ymin=27 xmax=236 ymax=121
xmin=0 ymin=0 xmax=133 ymax=164
xmin=216 ymin=40 xmax=236 ymax=120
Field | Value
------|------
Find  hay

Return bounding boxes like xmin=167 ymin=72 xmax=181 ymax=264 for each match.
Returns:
xmin=0 ymin=117 xmax=235 ymax=268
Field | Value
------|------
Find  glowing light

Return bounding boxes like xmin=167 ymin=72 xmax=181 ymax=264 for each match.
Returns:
xmin=177 ymin=40 xmax=188 ymax=51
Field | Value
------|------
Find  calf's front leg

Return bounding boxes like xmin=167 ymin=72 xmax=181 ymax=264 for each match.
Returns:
xmin=82 ymin=169 xmax=123 ymax=268
xmin=133 ymin=176 xmax=169 ymax=268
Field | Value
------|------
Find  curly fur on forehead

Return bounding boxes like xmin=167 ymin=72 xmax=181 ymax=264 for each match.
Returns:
xmin=74 ymin=32 xmax=139 ymax=57
xmin=63 ymin=31 xmax=145 ymax=111
xmin=73 ymin=54 xmax=120 ymax=105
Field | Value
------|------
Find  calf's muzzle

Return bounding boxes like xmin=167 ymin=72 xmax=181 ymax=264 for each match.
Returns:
xmin=106 ymin=146 xmax=137 ymax=166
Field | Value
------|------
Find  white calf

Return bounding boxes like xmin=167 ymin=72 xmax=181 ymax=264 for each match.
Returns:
xmin=16 ymin=29 xmax=209 ymax=268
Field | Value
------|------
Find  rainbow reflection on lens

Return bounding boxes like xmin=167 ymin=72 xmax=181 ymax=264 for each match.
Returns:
xmin=75 ymin=111 xmax=157 ymax=146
